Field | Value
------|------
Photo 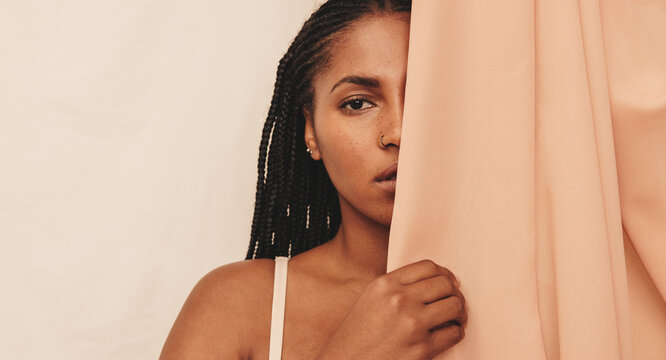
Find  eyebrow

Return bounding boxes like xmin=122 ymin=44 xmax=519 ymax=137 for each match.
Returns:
xmin=329 ymin=75 xmax=381 ymax=94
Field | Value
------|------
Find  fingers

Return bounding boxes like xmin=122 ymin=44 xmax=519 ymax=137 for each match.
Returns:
xmin=384 ymin=258 xmax=468 ymax=357
xmin=426 ymin=323 xmax=465 ymax=357
xmin=407 ymin=274 xmax=456 ymax=304
xmin=404 ymin=273 xmax=467 ymax=321
xmin=421 ymin=295 xmax=468 ymax=330
xmin=389 ymin=259 xmax=459 ymax=286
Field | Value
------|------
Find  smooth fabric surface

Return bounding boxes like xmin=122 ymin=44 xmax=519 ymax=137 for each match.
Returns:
xmin=387 ymin=0 xmax=665 ymax=359
xmin=269 ymin=256 xmax=290 ymax=360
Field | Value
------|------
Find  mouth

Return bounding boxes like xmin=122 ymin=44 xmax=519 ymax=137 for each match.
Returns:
xmin=375 ymin=162 xmax=398 ymax=194
xmin=375 ymin=176 xmax=397 ymax=194
xmin=375 ymin=162 xmax=398 ymax=182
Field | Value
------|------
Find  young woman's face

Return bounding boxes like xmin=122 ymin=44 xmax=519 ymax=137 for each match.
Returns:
xmin=303 ymin=13 xmax=409 ymax=227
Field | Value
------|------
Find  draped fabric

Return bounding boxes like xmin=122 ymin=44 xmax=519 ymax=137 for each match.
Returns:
xmin=387 ymin=0 xmax=666 ymax=358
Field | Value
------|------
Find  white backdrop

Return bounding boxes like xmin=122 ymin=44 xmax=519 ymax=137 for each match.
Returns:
xmin=0 ymin=1 xmax=322 ymax=358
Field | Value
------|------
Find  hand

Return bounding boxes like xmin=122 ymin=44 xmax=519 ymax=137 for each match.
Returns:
xmin=315 ymin=259 xmax=468 ymax=360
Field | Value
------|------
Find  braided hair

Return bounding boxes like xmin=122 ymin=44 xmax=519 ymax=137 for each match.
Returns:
xmin=245 ymin=0 xmax=411 ymax=260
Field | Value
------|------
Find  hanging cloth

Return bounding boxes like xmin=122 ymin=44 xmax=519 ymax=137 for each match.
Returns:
xmin=387 ymin=0 xmax=666 ymax=358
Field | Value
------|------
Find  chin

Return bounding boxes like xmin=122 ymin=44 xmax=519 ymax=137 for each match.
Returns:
xmin=373 ymin=210 xmax=394 ymax=228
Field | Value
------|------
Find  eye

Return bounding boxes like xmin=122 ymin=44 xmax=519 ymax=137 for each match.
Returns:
xmin=340 ymin=96 xmax=375 ymax=112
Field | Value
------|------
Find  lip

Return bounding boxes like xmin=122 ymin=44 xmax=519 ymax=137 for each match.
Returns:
xmin=375 ymin=161 xmax=398 ymax=182
xmin=375 ymin=178 xmax=397 ymax=194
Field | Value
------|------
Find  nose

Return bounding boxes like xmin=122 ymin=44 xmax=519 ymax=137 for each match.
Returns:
xmin=379 ymin=95 xmax=403 ymax=148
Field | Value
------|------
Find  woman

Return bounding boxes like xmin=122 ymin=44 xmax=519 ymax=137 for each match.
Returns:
xmin=160 ymin=1 xmax=468 ymax=359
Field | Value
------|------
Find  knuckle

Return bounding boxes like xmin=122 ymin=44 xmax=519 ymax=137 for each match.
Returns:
xmin=402 ymin=314 xmax=420 ymax=333
xmin=451 ymin=296 xmax=464 ymax=313
xmin=442 ymin=267 xmax=455 ymax=279
xmin=372 ymin=275 xmax=393 ymax=292
xmin=449 ymin=324 xmax=464 ymax=342
xmin=438 ymin=275 xmax=453 ymax=292
xmin=421 ymin=259 xmax=438 ymax=270
xmin=455 ymin=325 xmax=465 ymax=341
xmin=388 ymin=291 xmax=408 ymax=310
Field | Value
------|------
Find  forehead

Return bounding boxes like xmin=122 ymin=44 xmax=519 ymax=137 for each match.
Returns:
xmin=315 ymin=13 xmax=410 ymax=87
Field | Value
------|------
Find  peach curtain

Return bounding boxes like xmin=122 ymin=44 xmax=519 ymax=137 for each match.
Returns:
xmin=387 ymin=0 xmax=666 ymax=359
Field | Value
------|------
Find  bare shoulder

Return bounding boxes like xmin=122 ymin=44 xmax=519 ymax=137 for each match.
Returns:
xmin=159 ymin=258 xmax=277 ymax=360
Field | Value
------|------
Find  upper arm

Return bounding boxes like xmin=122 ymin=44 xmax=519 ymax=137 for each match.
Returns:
xmin=159 ymin=260 xmax=267 ymax=360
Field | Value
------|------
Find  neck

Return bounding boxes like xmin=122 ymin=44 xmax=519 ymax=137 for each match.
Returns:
xmin=321 ymin=195 xmax=390 ymax=287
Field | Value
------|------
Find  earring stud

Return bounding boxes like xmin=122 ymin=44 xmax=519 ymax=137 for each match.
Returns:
xmin=306 ymin=147 xmax=313 ymax=154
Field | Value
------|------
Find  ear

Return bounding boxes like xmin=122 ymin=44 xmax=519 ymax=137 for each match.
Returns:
xmin=302 ymin=106 xmax=321 ymax=160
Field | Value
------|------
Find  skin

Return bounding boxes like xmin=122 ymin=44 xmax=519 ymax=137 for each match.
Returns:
xmin=302 ymin=12 xmax=409 ymax=289
xmin=160 ymin=12 xmax=411 ymax=360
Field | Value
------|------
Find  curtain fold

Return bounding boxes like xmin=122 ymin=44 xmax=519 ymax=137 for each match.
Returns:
xmin=387 ymin=0 xmax=666 ymax=358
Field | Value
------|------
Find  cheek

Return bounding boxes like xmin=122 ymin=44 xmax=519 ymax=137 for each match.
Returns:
xmin=317 ymin=121 xmax=373 ymax=192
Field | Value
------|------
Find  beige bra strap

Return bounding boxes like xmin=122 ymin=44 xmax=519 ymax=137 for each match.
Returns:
xmin=269 ymin=256 xmax=289 ymax=360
